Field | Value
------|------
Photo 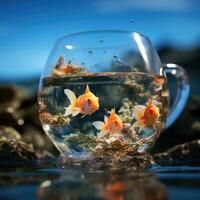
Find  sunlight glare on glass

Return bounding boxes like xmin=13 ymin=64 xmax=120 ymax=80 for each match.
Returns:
xmin=65 ymin=45 xmax=74 ymax=50
xmin=133 ymin=32 xmax=150 ymax=71
xmin=44 ymin=124 xmax=50 ymax=132
xmin=167 ymin=63 xmax=177 ymax=68
xmin=172 ymin=69 xmax=176 ymax=75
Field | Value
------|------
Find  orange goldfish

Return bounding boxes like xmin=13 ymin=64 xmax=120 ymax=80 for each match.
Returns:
xmin=61 ymin=65 xmax=78 ymax=74
xmin=133 ymin=100 xmax=160 ymax=131
xmin=104 ymin=181 xmax=125 ymax=200
xmin=153 ymin=76 xmax=165 ymax=86
xmin=64 ymin=85 xmax=99 ymax=117
xmin=93 ymin=108 xmax=123 ymax=135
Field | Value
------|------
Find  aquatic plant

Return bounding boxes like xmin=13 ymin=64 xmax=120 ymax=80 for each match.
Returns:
xmin=118 ymin=98 xmax=134 ymax=123
xmin=40 ymin=112 xmax=70 ymax=127
xmin=64 ymin=133 xmax=97 ymax=151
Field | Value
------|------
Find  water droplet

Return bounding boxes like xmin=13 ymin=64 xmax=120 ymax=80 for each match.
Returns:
xmin=88 ymin=50 xmax=93 ymax=54
xmin=130 ymin=19 xmax=135 ymax=23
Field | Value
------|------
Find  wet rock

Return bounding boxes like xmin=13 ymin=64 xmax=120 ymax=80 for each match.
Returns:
xmin=0 ymin=84 xmax=58 ymax=156
xmin=20 ymin=102 xmax=41 ymax=129
xmin=0 ymin=126 xmax=21 ymax=140
xmin=0 ymin=85 xmax=32 ymax=130
xmin=0 ymin=126 xmax=37 ymax=161
xmin=153 ymin=139 xmax=200 ymax=166
xmin=0 ymin=85 xmax=19 ymax=111
xmin=192 ymin=121 xmax=200 ymax=132
xmin=0 ymin=85 xmax=22 ymax=129
xmin=22 ymin=125 xmax=57 ymax=153
xmin=0 ymin=111 xmax=24 ymax=129
xmin=36 ymin=150 xmax=54 ymax=159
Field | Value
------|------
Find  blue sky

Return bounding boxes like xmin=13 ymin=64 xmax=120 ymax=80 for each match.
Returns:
xmin=0 ymin=0 xmax=200 ymax=80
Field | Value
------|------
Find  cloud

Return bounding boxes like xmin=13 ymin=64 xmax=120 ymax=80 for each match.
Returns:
xmin=95 ymin=0 xmax=200 ymax=13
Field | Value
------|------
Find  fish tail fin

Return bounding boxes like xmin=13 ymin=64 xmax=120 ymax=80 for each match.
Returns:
xmin=85 ymin=84 xmax=90 ymax=93
xmin=133 ymin=105 xmax=146 ymax=121
xmin=72 ymin=107 xmax=81 ymax=116
xmin=64 ymin=89 xmax=79 ymax=116
xmin=64 ymin=89 xmax=77 ymax=105
xmin=64 ymin=106 xmax=80 ymax=117
xmin=92 ymin=121 xmax=106 ymax=131
xmin=64 ymin=106 xmax=72 ymax=116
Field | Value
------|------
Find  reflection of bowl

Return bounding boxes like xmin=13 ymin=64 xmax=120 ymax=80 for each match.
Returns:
xmin=37 ymin=172 xmax=168 ymax=200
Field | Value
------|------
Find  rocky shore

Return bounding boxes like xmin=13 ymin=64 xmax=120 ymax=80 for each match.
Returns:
xmin=0 ymin=84 xmax=199 ymax=168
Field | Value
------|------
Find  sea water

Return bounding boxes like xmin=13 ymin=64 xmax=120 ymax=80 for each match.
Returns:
xmin=38 ymin=72 xmax=169 ymax=158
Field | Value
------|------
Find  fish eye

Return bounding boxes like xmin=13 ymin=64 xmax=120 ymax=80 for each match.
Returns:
xmin=87 ymin=98 xmax=91 ymax=103
xmin=114 ymin=120 xmax=118 ymax=125
xmin=149 ymin=109 xmax=154 ymax=114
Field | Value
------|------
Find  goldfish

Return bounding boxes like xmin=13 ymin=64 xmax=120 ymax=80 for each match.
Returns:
xmin=52 ymin=65 xmax=85 ymax=76
xmin=133 ymin=100 xmax=160 ymax=131
xmin=104 ymin=181 xmax=125 ymax=200
xmin=153 ymin=76 xmax=165 ymax=86
xmin=64 ymin=85 xmax=99 ymax=117
xmin=93 ymin=108 xmax=123 ymax=135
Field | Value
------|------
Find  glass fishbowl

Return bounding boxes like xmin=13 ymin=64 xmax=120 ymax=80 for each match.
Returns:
xmin=38 ymin=30 xmax=189 ymax=167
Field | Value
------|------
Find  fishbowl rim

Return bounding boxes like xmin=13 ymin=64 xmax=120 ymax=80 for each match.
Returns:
xmin=55 ymin=29 xmax=150 ymax=44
